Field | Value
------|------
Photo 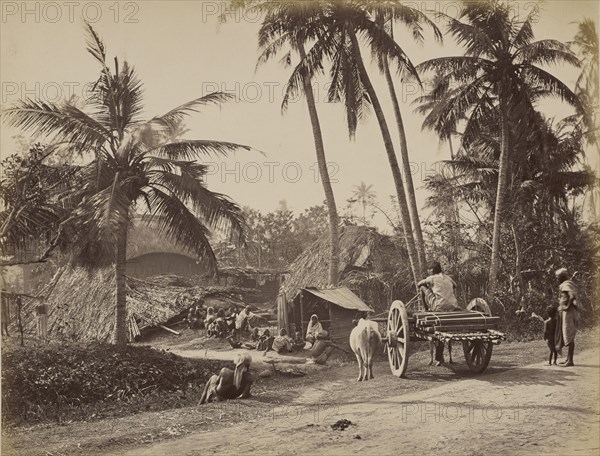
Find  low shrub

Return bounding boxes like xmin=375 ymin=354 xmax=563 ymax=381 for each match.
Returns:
xmin=1 ymin=343 xmax=227 ymax=425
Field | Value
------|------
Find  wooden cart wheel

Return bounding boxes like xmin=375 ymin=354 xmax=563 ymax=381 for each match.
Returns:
xmin=462 ymin=340 xmax=493 ymax=373
xmin=387 ymin=300 xmax=410 ymax=377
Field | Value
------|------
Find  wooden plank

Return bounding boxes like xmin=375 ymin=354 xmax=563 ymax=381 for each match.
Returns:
xmin=159 ymin=324 xmax=180 ymax=335
xmin=418 ymin=316 xmax=500 ymax=326
xmin=430 ymin=324 xmax=500 ymax=332
xmin=417 ymin=314 xmax=489 ymax=322
xmin=414 ymin=311 xmax=478 ymax=318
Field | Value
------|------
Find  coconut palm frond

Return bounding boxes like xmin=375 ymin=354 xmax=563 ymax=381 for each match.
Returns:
xmin=143 ymin=187 xmax=218 ymax=272
xmin=355 ymin=12 xmax=420 ymax=83
xmin=147 ymin=139 xmax=251 ymax=161
xmin=517 ymin=39 xmax=581 ymax=67
xmin=1 ymin=99 xmax=110 ymax=150
xmin=281 ymin=28 xmax=330 ymax=112
xmin=84 ymin=21 xmax=107 ymax=65
xmin=147 ymin=92 xmax=235 ymax=131
xmin=521 ymin=65 xmax=581 ymax=109
xmin=84 ymin=172 xmax=132 ymax=237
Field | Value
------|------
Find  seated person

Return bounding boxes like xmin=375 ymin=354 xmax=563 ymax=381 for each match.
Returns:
xmin=225 ymin=307 xmax=237 ymax=332
xmin=292 ymin=331 xmax=305 ymax=351
xmin=235 ymin=306 xmax=253 ymax=338
xmin=305 ymin=314 xmax=324 ymax=344
xmin=208 ymin=316 xmax=227 ymax=339
xmin=190 ymin=299 xmax=205 ymax=328
xmin=204 ymin=307 xmax=216 ymax=328
xmin=250 ymin=327 xmax=261 ymax=342
xmin=417 ymin=261 xmax=460 ymax=365
xmin=270 ymin=328 xmax=293 ymax=354
xmin=187 ymin=305 xmax=201 ymax=330
xmin=311 ymin=339 xmax=344 ymax=365
xmin=256 ymin=329 xmax=273 ymax=351
xmin=417 ymin=261 xmax=460 ymax=312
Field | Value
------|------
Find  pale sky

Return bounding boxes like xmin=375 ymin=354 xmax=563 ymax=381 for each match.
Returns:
xmin=1 ymin=1 xmax=598 ymax=231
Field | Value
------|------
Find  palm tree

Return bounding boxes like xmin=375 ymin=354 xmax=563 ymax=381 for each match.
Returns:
xmin=373 ymin=4 xmax=442 ymax=276
xmin=571 ymin=18 xmax=599 ymax=220
xmin=352 ymin=181 xmax=376 ymax=224
xmin=242 ymin=1 xmax=430 ymax=287
xmin=416 ymin=0 xmax=580 ymax=301
xmin=233 ymin=0 xmax=341 ymax=286
xmin=2 ymin=24 xmax=250 ymax=344
xmin=334 ymin=1 xmax=424 ymax=286
xmin=288 ymin=0 xmax=425 ymax=286
xmin=572 ymin=19 xmax=599 ymax=117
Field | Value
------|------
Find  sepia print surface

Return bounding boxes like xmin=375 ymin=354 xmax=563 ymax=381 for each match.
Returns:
xmin=1 ymin=1 xmax=599 ymax=455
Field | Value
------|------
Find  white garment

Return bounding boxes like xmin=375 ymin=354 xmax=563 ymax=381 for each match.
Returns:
xmin=306 ymin=314 xmax=323 ymax=339
xmin=423 ymin=273 xmax=458 ymax=311
xmin=236 ymin=309 xmax=250 ymax=329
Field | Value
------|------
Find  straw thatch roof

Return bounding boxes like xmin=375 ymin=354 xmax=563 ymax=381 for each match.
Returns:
xmin=11 ymin=265 xmax=256 ymax=342
xmin=280 ymin=225 xmax=414 ymax=312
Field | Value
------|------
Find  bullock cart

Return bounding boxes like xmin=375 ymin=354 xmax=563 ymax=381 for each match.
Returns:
xmin=373 ymin=298 xmax=505 ymax=377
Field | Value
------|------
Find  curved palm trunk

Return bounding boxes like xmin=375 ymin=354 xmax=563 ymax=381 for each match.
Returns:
xmin=488 ymin=101 xmax=510 ymax=302
xmin=114 ymin=221 xmax=128 ymax=345
xmin=297 ymin=41 xmax=340 ymax=286
xmin=383 ymin=56 xmax=426 ymax=277
xmin=349 ymin=30 xmax=420 ymax=288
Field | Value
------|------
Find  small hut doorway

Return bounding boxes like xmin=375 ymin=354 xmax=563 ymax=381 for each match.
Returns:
xmin=284 ymin=287 xmax=373 ymax=347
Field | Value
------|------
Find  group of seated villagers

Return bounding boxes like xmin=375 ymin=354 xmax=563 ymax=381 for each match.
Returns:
xmin=199 ymin=315 xmax=345 ymax=405
xmin=193 ymin=305 xmax=343 ymax=365
xmin=187 ymin=301 xmax=254 ymax=341
xmin=243 ymin=314 xmax=342 ymax=364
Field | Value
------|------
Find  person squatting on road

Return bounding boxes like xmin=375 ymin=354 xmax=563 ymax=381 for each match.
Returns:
xmin=199 ymin=354 xmax=254 ymax=404
xmin=555 ymin=268 xmax=580 ymax=367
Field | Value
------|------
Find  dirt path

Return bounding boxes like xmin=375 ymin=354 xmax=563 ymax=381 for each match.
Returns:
xmin=115 ymin=348 xmax=600 ymax=456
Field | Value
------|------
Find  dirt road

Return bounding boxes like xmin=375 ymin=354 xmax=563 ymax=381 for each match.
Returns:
xmin=115 ymin=347 xmax=600 ymax=456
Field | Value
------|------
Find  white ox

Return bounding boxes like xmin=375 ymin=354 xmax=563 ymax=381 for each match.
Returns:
xmin=349 ymin=316 xmax=382 ymax=381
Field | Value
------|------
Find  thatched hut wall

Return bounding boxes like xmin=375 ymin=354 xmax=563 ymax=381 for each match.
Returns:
xmin=9 ymin=266 xmax=257 ymax=343
xmin=10 ymin=266 xmax=193 ymax=342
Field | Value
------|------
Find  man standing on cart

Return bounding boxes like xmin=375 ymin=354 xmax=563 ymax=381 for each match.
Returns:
xmin=417 ymin=261 xmax=461 ymax=365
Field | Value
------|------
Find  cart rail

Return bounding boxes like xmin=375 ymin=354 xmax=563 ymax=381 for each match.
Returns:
xmin=382 ymin=298 xmax=506 ymax=377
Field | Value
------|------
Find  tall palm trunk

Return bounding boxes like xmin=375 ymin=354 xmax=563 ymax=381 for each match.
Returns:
xmin=297 ymin=41 xmax=340 ymax=286
xmin=383 ymin=55 xmax=426 ymax=277
xmin=114 ymin=220 xmax=128 ymax=345
xmin=446 ymin=137 xmax=460 ymax=272
xmin=349 ymin=29 xmax=420 ymax=288
xmin=488 ymin=99 xmax=510 ymax=302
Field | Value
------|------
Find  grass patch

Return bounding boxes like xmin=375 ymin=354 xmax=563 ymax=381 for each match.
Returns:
xmin=1 ymin=342 xmax=228 ymax=426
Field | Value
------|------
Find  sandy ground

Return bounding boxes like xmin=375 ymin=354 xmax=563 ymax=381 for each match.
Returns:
xmin=3 ymin=333 xmax=599 ymax=456
xmin=112 ymin=347 xmax=600 ymax=456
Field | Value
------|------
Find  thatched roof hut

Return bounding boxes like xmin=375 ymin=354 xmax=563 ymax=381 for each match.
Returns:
xmin=10 ymin=266 xmax=254 ymax=343
xmin=280 ymin=286 xmax=375 ymax=347
xmin=279 ymin=225 xmax=414 ymax=313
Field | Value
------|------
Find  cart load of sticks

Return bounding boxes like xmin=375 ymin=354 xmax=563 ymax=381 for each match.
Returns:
xmin=414 ymin=311 xmax=501 ymax=333
xmin=431 ymin=329 xmax=506 ymax=344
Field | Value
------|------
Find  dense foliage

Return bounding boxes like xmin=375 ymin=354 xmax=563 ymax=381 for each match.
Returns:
xmin=0 ymin=143 xmax=80 ymax=264
xmin=1 ymin=343 xmax=227 ymax=425
xmin=215 ymin=204 xmax=329 ymax=269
